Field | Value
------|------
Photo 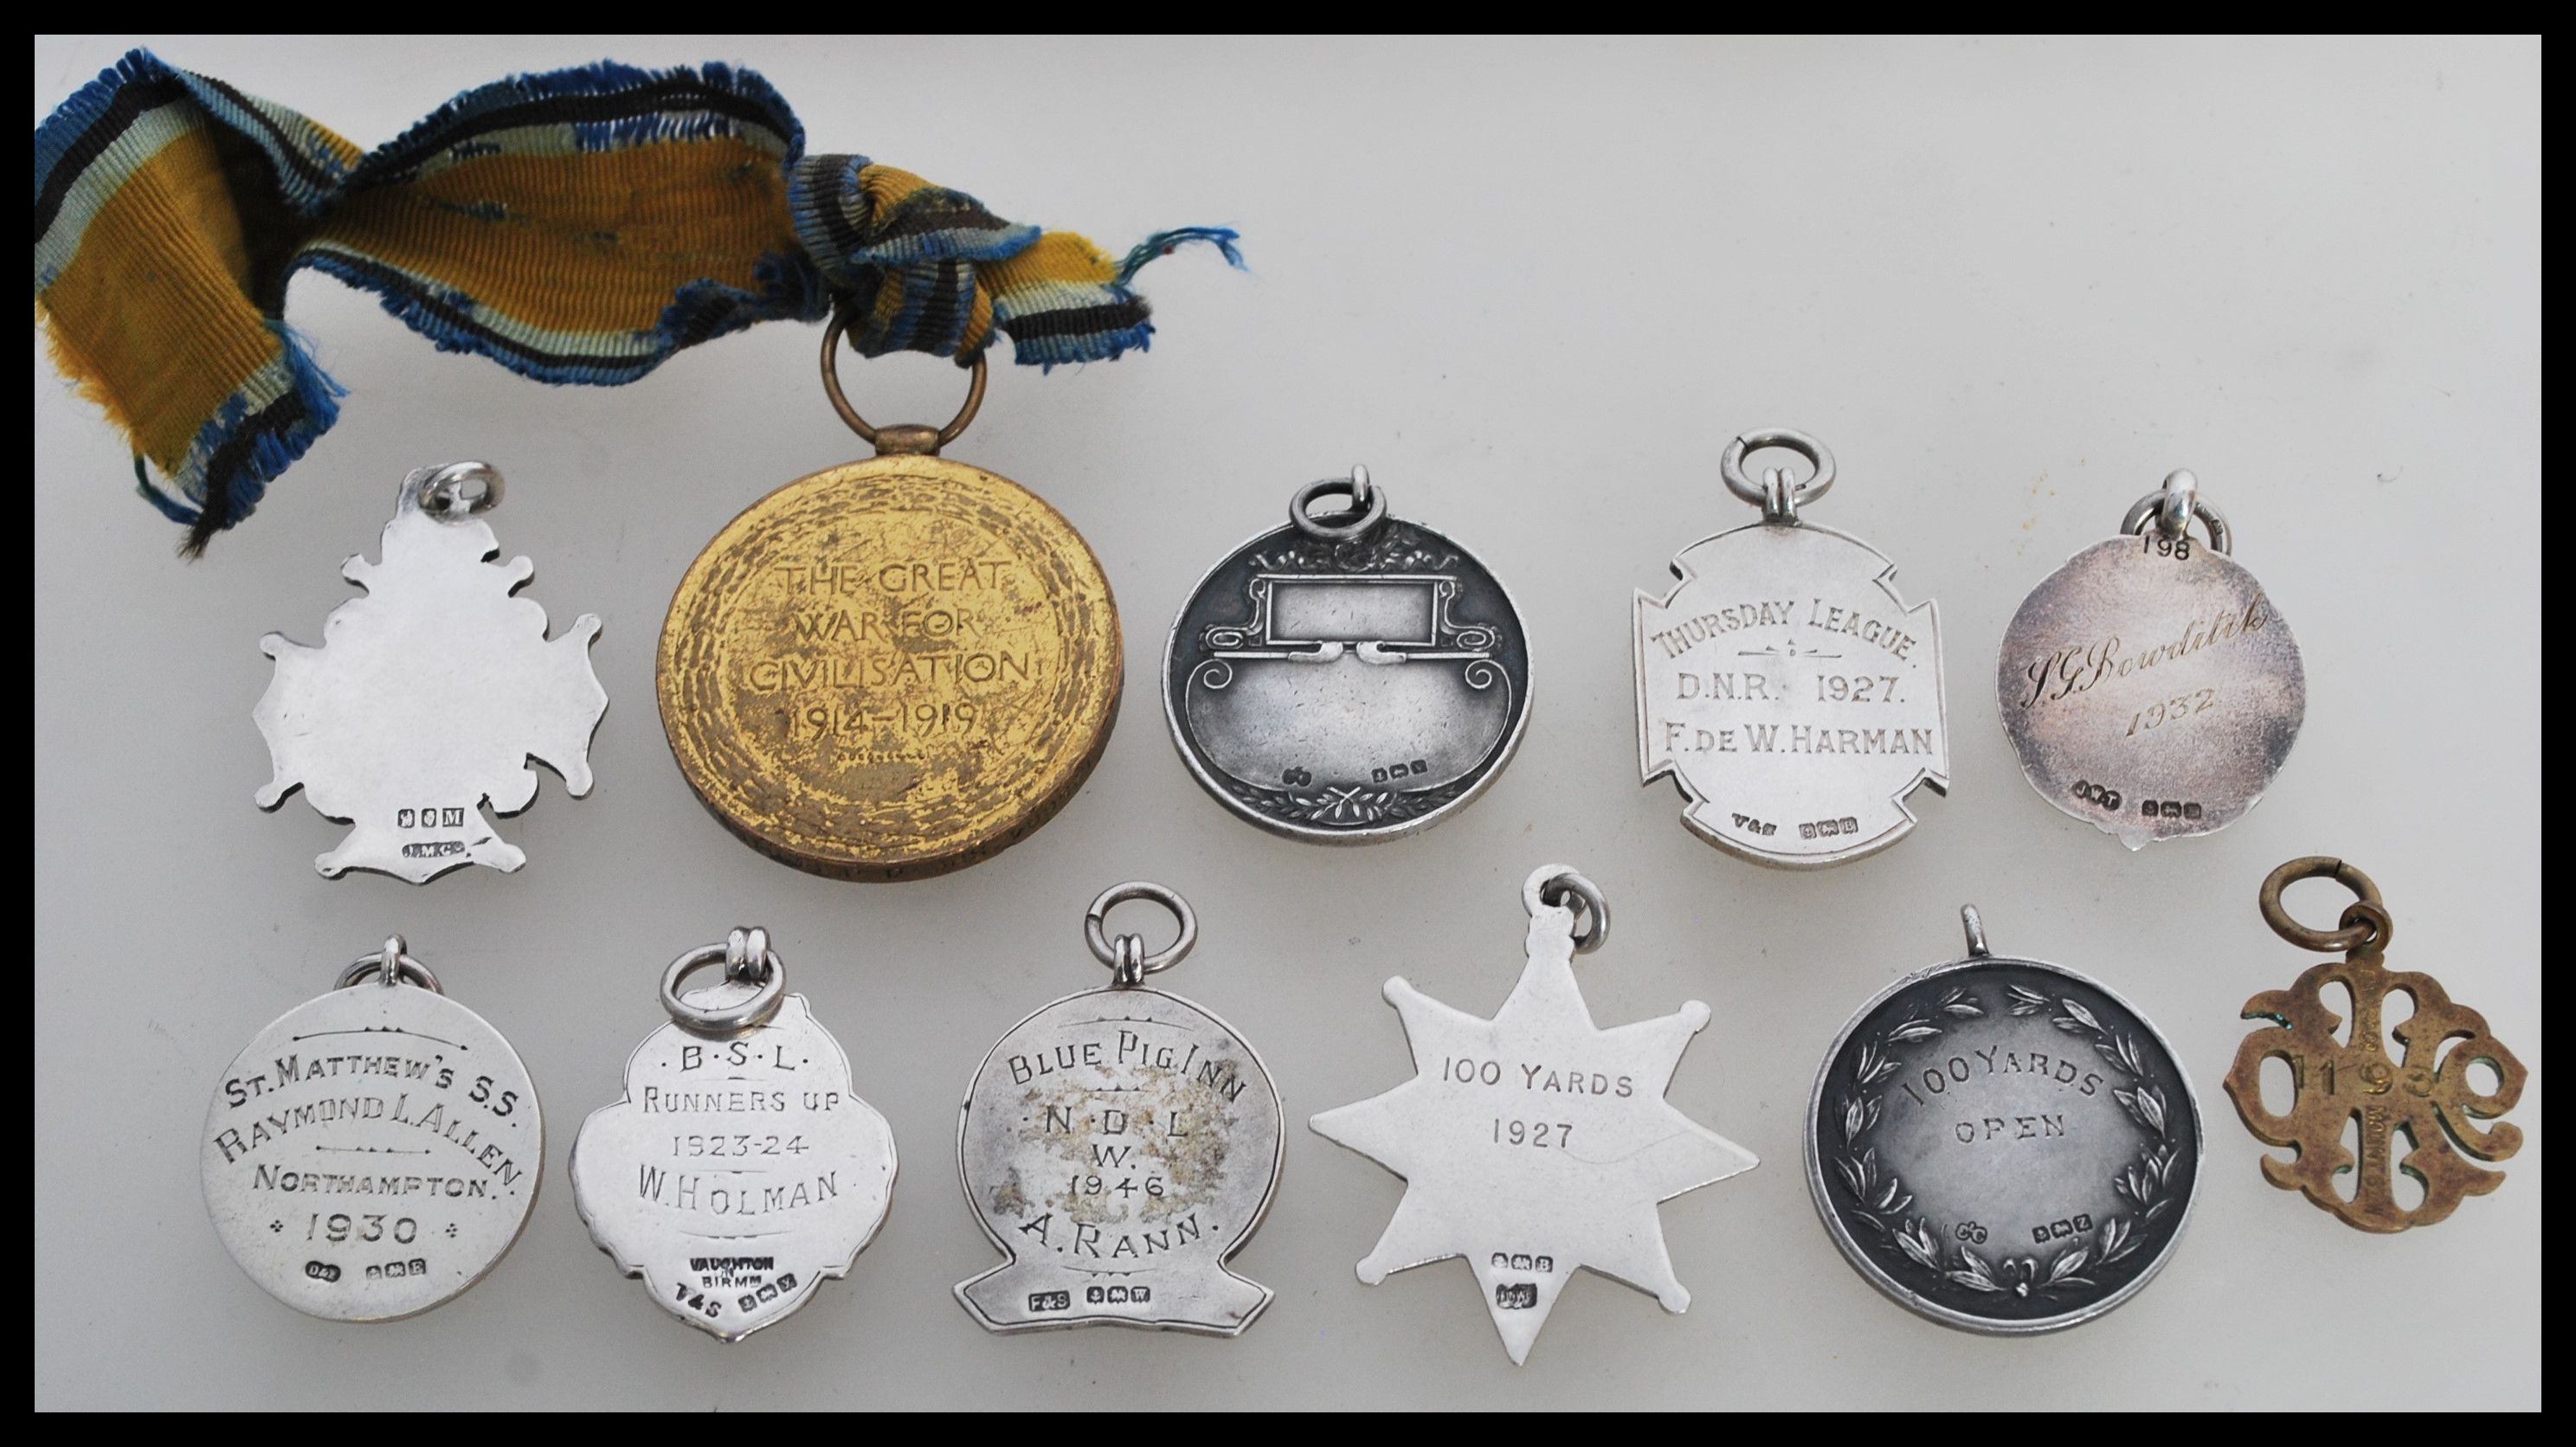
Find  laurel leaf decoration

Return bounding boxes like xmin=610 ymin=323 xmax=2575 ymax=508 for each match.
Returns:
xmin=2098 ymin=1216 xmax=2139 ymax=1264
xmin=1839 ymin=979 xmax=2180 ymax=1307
xmin=1896 ymin=1219 xmax=1942 ymax=1270
xmin=1856 ymin=1039 xmax=1900 ymax=1085
xmin=2114 ymin=1082 xmax=2169 ymax=1136
xmin=1946 ymin=1249 xmax=2005 ymax=1292
xmin=1840 ymin=1092 xmax=1881 ymax=1144
xmin=1835 ymin=1150 xmax=1870 ymax=1199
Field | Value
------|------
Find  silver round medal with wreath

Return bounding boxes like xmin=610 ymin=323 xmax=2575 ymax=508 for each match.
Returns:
xmin=1804 ymin=913 xmax=2203 ymax=1334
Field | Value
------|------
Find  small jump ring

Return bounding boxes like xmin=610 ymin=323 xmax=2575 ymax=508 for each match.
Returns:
xmin=2154 ymin=468 xmax=2198 ymax=538
xmin=1085 ymin=882 xmax=1197 ymax=980
xmin=2338 ymin=901 xmax=2396 ymax=951
xmin=2121 ymin=476 xmax=2233 ymax=555
xmin=337 ymin=936 xmax=443 ymax=994
xmin=1112 ymin=934 xmax=1146 ymax=987
xmin=402 ymin=461 xmax=504 ymax=520
xmin=662 ymin=939 xmax=786 ymax=1034
xmin=1761 ymin=467 xmax=1800 ymax=524
xmin=1289 ymin=469 xmax=1388 ymax=542
xmin=819 ymin=309 xmax=987 ymax=448
xmin=724 ymin=926 xmax=771 ymax=983
xmin=1523 ymin=865 xmax=1610 ymax=955
xmin=2258 ymin=857 xmax=2389 ymax=954
xmin=1721 ymin=428 xmax=1835 ymax=513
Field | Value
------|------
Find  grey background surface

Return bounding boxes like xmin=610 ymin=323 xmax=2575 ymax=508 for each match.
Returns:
xmin=33 ymin=35 xmax=2540 ymax=1411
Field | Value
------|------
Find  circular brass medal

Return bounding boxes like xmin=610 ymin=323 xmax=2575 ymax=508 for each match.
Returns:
xmin=658 ymin=356 xmax=1119 ymax=878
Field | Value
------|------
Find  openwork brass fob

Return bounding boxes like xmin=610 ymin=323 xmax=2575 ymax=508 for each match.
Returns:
xmin=2225 ymin=859 xmax=2528 ymax=1232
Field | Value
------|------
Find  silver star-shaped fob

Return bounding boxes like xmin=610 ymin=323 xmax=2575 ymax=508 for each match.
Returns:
xmin=254 ymin=462 xmax=606 ymax=882
xmin=1311 ymin=865 xmax=1758 ymax=1363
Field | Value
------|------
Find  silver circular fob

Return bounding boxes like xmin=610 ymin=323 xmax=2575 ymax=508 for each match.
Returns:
xmin=1165 ymin=466 xmax=1531 ymax=842
xmin=1997 ymin=469 xmax=2304 ymax=848
xmin=201 ymin=938 xmax=541 ymax=1321
xmin=956 ymin=884 xmax=1283 ymax=1334
xmin=1635 ymin=430 xmax=1948 ymax=866
xmin=570 ymin=929 xmax=896 ymax=1341
xmin=1806 ymin=908 xmax=2202 ymax=1334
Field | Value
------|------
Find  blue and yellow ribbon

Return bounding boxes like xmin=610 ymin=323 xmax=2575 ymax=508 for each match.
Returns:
xmin=33 ymin=50 xmax=1240 ymax=550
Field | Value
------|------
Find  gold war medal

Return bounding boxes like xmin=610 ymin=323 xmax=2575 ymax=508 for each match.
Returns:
xmin=658 ymin=318 xmax=1121 ymax=878
xmin=2225 ymin=859 xmax=2528 ymax=1232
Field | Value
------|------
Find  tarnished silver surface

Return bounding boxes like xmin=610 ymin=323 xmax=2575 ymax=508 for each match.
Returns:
xmin=570 ymin=932 xmax=895 ymax=1341
xmin=201 ymin=940 xmax=541 ymax=1321
xmin=256 ymin=463 xmax=607 ymax=882
xmin=956 ymin=884 xmax=1282 ymax=1334
xmin=1997 ymin=473 xmax=2302 ymax=848
xmin=1163 ymin=467 xmax=1531 ymax=842
xmin=1637 ymin=432 xmax=1947 ymax=866
xmin=1311 ymin=865 xmax=1758 ymax=1365
xmin=1805 ymin=908 xmax=2202 ymax=1334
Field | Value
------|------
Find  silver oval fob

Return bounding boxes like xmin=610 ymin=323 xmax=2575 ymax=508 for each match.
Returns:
xmin=570 ymin=929 xmax=896 ymax=1341
xmin=1164 ymin=466 xmax=1532 ymax=842
xmin=254 ymin=462 xmax=607 ymax=882
xmin=956 ymin=884 xmax=1283 ymax=1334
xmin=202 ymin=936 xmax=541 ymax=1321
xmin=1997 ymin=469 xmax=2305 ymax=847
xmin=1635 ymin=430 xmax=1948 ymax=866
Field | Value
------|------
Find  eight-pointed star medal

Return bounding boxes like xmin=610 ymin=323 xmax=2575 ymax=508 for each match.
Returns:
xmin=1310 ymin=865 xmax=1758 ymax=1363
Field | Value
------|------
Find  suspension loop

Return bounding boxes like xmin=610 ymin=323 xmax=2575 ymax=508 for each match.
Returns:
xmin=662 ymin=934 xmax=787 ymax=1034
xmin=2259 ymin=858 xmax=2390 ymax=954
xmin=1085 ymin=882 xmax=1198 ymax=981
